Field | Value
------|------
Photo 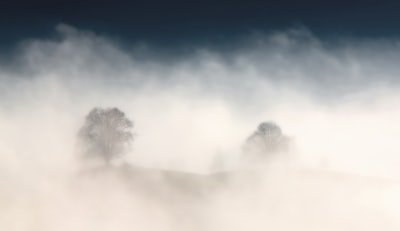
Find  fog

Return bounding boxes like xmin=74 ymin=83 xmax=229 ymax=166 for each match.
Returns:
xmin=1 ymin=24 xmax=400 ymax=230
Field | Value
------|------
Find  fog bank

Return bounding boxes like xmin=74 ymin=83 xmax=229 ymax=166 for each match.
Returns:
xmin=1 ymin=24 xmax=400 ymax=230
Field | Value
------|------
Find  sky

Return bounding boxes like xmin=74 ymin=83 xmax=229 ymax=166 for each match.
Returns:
xmin=2 ymin=1 xmax=400 ymax=230
xmin=1 ymin=0 xmax=400 ymax=49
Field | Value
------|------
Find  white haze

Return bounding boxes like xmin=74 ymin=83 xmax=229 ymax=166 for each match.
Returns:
xmin=1 ymin=24 xmax=400 ymax=230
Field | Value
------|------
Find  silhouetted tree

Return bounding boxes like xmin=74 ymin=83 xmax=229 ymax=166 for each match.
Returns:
xmin=79 ymin=107 xmax=134 ymax=164
xmin=242 ymin=121 xmax=289 ymax=161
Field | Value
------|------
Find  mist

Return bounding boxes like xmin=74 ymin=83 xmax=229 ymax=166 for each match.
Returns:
xmin=1 ymin=24 xmax=400 ymax=230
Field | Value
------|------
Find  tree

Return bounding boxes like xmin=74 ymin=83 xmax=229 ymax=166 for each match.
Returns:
xmin=242 ymin=121 xmax=289 ymax=161
xmin=78 ymin=107 xmax=134 ymax=164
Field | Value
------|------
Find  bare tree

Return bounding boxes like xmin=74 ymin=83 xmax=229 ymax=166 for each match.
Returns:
xmin=78 ymin=107 xmax=134 ymax=164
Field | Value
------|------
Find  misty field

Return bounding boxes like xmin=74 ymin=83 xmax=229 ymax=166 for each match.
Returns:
xmin=1 ymin=25 xmax=400 ymax=230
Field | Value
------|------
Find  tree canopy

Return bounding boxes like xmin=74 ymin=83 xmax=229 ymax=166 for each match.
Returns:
xmin=242 ymin=121 xmax=289 ymax=161
xmin=78 ymin=107 xmax=134 ymax=164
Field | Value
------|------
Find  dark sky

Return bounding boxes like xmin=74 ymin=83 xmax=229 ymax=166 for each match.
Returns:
xmin=1 ymin=0 xmax=400 ymax=48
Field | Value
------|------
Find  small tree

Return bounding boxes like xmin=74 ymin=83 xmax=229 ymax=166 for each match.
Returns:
xmin=242 ymin=121 xmax=289 ymax=160
xmin=78 ymin=107 xmax=134 ymax=164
